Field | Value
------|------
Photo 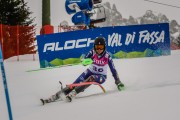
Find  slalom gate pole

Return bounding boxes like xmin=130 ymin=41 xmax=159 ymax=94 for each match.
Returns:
xmin=0 ymin=44 xmax=13 ymax=120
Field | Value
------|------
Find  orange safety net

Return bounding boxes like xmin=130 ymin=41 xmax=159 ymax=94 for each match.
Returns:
xmin=0 ymin=24 xmax=36 ymax=59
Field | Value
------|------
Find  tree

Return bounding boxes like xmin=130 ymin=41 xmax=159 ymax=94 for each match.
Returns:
xmin=0 ymin=0 xmax=36 ymax=59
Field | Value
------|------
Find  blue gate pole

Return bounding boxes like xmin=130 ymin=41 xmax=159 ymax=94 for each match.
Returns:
xmin=0 ymin=44 xmax=13 ymax=120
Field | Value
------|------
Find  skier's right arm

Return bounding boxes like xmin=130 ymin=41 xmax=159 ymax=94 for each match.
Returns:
xmin=84 ymin=49 xmax=93 ymax=59
xmin=81 ymin=49 xmax=93 ymax=66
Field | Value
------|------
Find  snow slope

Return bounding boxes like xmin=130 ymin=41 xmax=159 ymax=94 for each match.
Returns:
xmin=1 ymin=50 xmax=180 ymax=120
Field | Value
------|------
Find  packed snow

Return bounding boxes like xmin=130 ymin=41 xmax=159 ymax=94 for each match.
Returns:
xmin=1 ymin=50 xmax=180 ymax=120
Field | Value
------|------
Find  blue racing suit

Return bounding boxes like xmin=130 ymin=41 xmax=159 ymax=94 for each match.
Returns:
xmin=73 ymin=49 xmax=120 ymax=84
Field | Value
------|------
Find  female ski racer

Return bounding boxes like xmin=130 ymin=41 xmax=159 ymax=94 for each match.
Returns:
xmin=41 ymin=36 xmax=124 ymax=104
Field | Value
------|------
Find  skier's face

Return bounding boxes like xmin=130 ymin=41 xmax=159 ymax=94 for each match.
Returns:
xmin=94 ymin=45 xmax=104 ymax=50
xmin=96 ymin=49 xmax=104 ymax=55
xmin=95 ymin=45 xmax=104 ymax=55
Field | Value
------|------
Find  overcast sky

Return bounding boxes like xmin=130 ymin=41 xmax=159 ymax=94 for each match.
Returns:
xmin=26 ymin=0 xmax=180 ymax=27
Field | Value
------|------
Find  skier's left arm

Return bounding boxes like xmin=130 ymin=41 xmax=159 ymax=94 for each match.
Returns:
xmin=108 ymin=56 xmax=124 ymax=91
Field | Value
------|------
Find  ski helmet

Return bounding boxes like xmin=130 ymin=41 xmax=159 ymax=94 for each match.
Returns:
xmin=94 ymin=37 xmax=106 ymax=55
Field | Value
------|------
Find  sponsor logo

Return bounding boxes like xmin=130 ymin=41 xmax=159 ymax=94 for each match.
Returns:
xmin=93 ymin=59 xmax=106 ymax=65
xmin=43 ymin=38 xmax=94 ymax=52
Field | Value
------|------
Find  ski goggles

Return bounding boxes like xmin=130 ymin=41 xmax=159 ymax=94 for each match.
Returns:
xmin=94 ymin=45 xmax=105 ymax=50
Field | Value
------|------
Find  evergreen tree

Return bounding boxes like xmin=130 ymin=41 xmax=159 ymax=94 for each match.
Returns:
xmin=0 ymin=0 xmax=36 ymax=59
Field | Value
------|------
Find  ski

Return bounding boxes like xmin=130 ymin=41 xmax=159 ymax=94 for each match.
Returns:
xmin=40 ymin=98 xmax=64 ymax=105
xmin=40 ymin=99 xmax=47 ymax=105
xmin=40 ymin=81 xmax=71 ymax=105
xmin=40 ymin=81 xmax=107 ymax=105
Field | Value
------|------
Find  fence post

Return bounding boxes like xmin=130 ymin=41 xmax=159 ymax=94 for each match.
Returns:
xmin=16 ymin=25 xmax=19 ymax=61
xmin=58 ymin=25 xmax=62 ymax=32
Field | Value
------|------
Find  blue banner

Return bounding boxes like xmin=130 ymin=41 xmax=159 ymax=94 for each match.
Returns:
xmin=37 ymin=23 xmax=170 ymax=68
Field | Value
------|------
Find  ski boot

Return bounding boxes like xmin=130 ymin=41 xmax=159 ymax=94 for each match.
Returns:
xmin=40 ymin=91 xmax=62 ymax=105
xmin=66 ymin=89 xmax=77 ymax=102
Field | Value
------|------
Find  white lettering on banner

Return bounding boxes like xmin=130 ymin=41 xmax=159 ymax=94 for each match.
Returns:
xmin=43 ymin=30 xmax=166 ymax=52
xmin=87 ymin=38 xmax=94 ymax=47
xmin=139 ymin=30 xmax=165 ymax=44
xmin=43 ymin=43 xmax=55 ymax=52
xmin=108 ymin=33 xmax=122 ymax=47
xmin=125 ymin=32 xmax=136 ymax=45
xmin=64 ymin=40 xmax=76 ymax=50
xmin=43 ymin=38 xmax=94 ymax=52
xmin=76 ymin=39 xmax=87 ymax=48
xmin=55 ymin=42 xmax=63 ymax=51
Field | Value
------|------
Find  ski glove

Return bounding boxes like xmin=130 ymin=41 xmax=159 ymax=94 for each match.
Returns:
xmin=82 ymin=58 xmax=93 ymax=66
xmin=117 ymin=82 xmax=125 ymax=91
xmin=115 ymin=79 xmax=124 ymax=91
